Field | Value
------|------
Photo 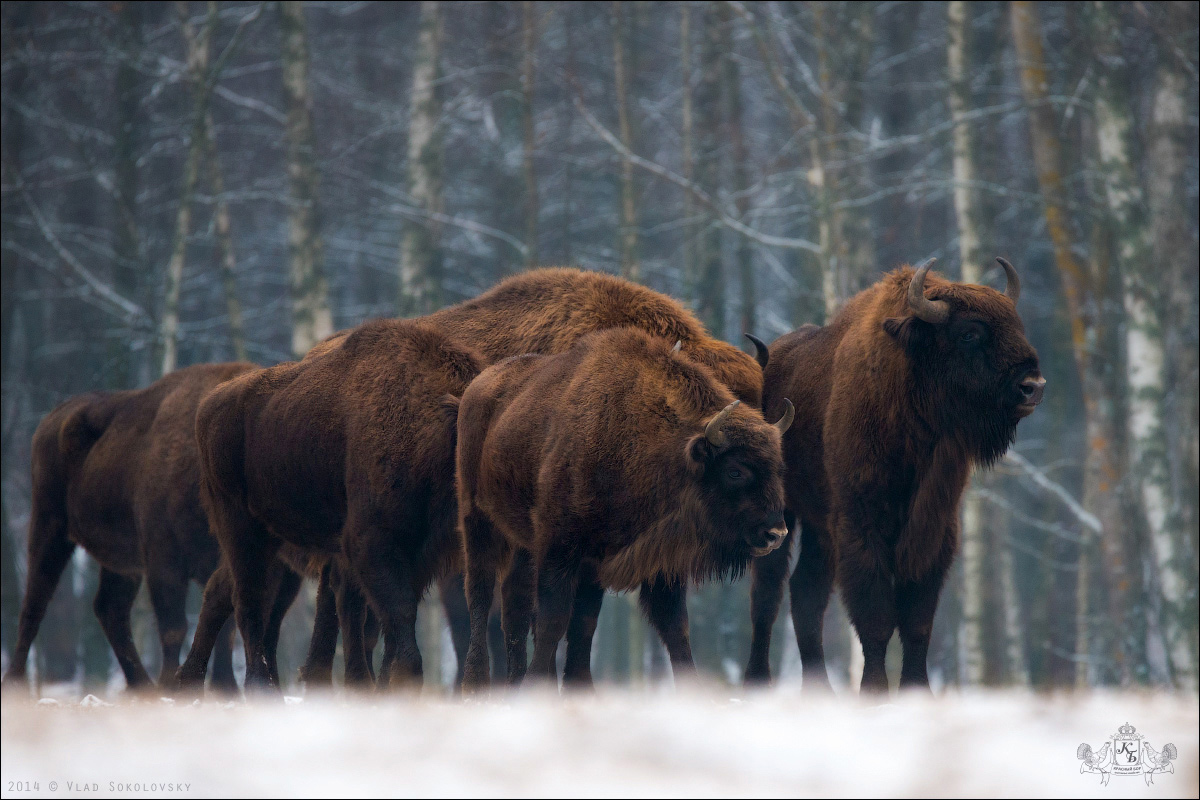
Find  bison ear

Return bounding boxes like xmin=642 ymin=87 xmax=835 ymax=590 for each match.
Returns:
xmin=685 ymin=433 xmax=714 ymax=475
xmin=883 ymin=315 xmax=928 ymax=349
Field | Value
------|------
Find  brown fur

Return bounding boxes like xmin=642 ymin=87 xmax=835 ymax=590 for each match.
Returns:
xmin=3 ymin=363 xmax=256 ymax=691
xmin=745 ymin=266 xmax=1043 ymax=692
xmin=195 ymin=320 xmax=481 ymax=689
xmin=456 ymin=328 xmax=788 ymax=690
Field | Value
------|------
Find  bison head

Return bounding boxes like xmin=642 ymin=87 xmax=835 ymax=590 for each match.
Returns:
xmin=685 ymin=398 xmax=792 ymax=561
xmin=883 ymin=258 xmax=1045 ymax=464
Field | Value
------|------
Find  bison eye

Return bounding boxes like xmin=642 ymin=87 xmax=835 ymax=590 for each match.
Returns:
xmin=959 ymin=330 xmax=979 ymax=344
xmin=727 ymin=468 xmax=742 ymax=479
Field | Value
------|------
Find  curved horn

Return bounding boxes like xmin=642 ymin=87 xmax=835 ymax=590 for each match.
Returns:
xmin=774 ymin=398 xmax=795 ymax=435
xmin=907 ymin=258 xmax=951 ymax=324
xmin=704 ymin=400 xmax=740 ymax=447
xmin=671 ymin=340 xmax=682 ymax=354
xmin=995 ymin=257 xmax=1021 ymax=304
xmin=744 ymin=333 xmax=770 ymax=369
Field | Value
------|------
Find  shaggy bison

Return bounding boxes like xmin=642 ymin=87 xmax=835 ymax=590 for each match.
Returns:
xmin=196 ymin=320 xmax=481 ymax=689
xmin=3 ymin=363 xmax=256 ymax=691
xmin=189 ymin=268 xmax=762 ymax=690
xmin=456 ymin=328 xmax=792 ymax=690
xmin=745 ymin=259 xmax=1045 ymax=692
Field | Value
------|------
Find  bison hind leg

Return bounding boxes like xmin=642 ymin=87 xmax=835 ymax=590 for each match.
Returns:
xmin=4 ymin=514 xmax=76 ymax=687
xmin=499 ymin=547 xmax=535 ymax=687
xmin=527 ymin=541 xmax=582 ymax=687
xmin=94 ymin=567 xmax=154 ymax=691
xmin=562 ymin=564 xmax=604 ymax=690
xmin=460 ymin=508 xmax=503 ymax=693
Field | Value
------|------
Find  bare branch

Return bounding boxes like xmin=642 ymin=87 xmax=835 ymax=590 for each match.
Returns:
xmin=1005 ymin=449 xmax=1102 ymax=534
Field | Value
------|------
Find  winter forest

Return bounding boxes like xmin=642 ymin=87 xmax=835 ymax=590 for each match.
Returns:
xmin=0 ymin=0 xmax=1196 ymax=697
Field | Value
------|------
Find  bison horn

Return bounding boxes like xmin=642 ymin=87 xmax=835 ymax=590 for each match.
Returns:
xmin=996 ymin=257 xmax=1021 ymax=304
xmin=744 ymin=333 xmax=770 ymax=369
xmin=907 ymin=257 xmax=951 ymax=324
xmin=671 ymin=340 xmax=682 ymax=354
xmin=704 ymin=400 xmax=740 ymax=448
xmin=774 ymin=398 xmax=795 ymax=435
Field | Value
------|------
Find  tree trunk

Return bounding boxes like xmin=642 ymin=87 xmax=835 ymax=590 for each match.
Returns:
xmin=112 ymin=1 xmax=144 ymax=388
xmin=680 ymin=2 xmax=695 ymax=302
xmin=521 ymin=0 xmax=539 ymax=268
xmin=723 ymin=7 xmax=754 ymax=339
xmin=949 ymin=0 xmax=988 ymax=687
xmin=809 ymin=1 xmax=840 ymax=321
xmin=1147 ymin=1 xmax=1200 ymax=690
xmin=694 ymin=3 xmax=724 ymax=336
xmin=280 ymin=0 xmax=333 ymax=355
xmin=1010 ymin=0 xmax=1131 ymax=685
xmin=161 ymin=1 xmax=215 ymax=377
xmin=612 ymin=1 xmax=639 ymax=282
xmin=1091 ymin=0 xmax=1196 ymax=690
xmin=202 ymin=105 xmax=248 ymax=362
xmin=399 ymin=1 xmax=444 ymax=315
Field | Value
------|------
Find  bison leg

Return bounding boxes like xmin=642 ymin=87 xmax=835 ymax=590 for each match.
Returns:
xmin=461 ymin=509 xmax=502 ymax=692
xmin=147 ymin=569 xmax=189 ymax=689
xmin=176 ymin=563 xmax=233 ymax=690
xmin=638 ymin=576 xmax=695 ymax=681
xmin=745 ymin=516 xmax=794 ymax=685
xmin=836 ymin=537 xmax=896 ymax=694
xmin=214 ymin=502 xmax=280 ymax=691
xmin=209 ymin=617 xmax=237 ymax=692
xmin=94 ymin=567 xmax=154 ymax=690
xmin=527 ymin=547 xmax=580 ymax=686
xmin=439 ymin=573 xmax=471 ymax=690
xmin=789 ymin=515 xmax=835 ymax=692
xmin=500 ymin=547 xmax=535 ymax=686
xmin=334 ymin=569 xmax=373 ymax=688
xmin=562 ymin=565 xmax=604 ymax=689
xmin=263 ymin=565 xmax=302 ymax=688
xmin=896 ymin=566 xmax=947 ymax=691
xmin=3 ymin=516 xmax=76 ymax=686
xmin=299 ymin=563 xmax=338 ymax=688
xmin=363 ymin=606 xmax=381 ymax=682
xmin=346 ymin=527 xmax=422 ymax=690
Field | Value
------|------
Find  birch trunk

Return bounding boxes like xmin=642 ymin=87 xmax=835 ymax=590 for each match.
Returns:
xmin=809 ymin=1 xmax=839 ymax=321
xmin=202 ymin=110 xmax=248 ymax=362
xmin=280 ymin=0 xmax=333 ymax=356
xmin=161 ymin=1 xmax=214 ymax=376
xmin=521 ymin=0 xmax=539 ymax=268
xmin=723 ymin=5 xmax=753 ymax=337
xmin=1010 ymin=0 xmax=1131 ymax=684
xmin=112 ymin=1 xmax=143 ymax=388
xmin=612 ymin=1 xmax=639 ymax=282
xmin=680 ymin=2 xmax=695 ymax=302
xmin=949 ymin=0 xmax=988 ymax=687
xmin=694 ymin=2 xmax=724 ymax=336
xmin=398 ymin=1 xmax=444 ymax=315
xmin=1091 ymin=0 xmax=1196 ymax=690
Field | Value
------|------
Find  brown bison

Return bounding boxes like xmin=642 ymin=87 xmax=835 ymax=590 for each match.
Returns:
xmin=186 ymin=268 xmax=762 ymax=690
xmin=195 ymin=320 xmax=481 ymax=689
xmin=744 ymin=259 xmax=1045 ymax=692
xmin=456 ymin=328 xmax=793 ymax=690
xmin=3 ymin=363 xmax=256 ymax=691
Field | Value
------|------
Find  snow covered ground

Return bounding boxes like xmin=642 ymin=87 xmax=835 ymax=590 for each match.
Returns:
xmin=1 ymin=686 xmax=1196 ymax=798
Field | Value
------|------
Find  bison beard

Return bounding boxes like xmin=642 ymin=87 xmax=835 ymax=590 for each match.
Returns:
xmin=745 ymin=259 xmax=1044 ymax=692
xmin=3 ymin=363 xmax=256 ymax=692
xmin=456 ymin=328 xmax=790 ymax=691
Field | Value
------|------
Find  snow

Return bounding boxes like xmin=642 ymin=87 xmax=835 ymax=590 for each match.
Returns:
xmin=1 ymin=686 xmax=1196 ymax=798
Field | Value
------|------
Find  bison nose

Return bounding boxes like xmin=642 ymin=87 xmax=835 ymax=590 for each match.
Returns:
xmin=1019 ymin=374 xmax=1046 ymax=407
xmin=751 ymin=514 xmax=788 ymax=557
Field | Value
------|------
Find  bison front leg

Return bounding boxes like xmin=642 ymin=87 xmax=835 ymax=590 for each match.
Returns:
xmin=788 ymin=515 xmax=835 ymax=692
xmin=146 ymin=568 xmax=189 ymax=689
xmin=299 ymin=563 xmax=338 ymax=688
xmin=176 ymin=563 xmax=234 ymax=691
xmin=94 ymin=567 xmax=154 ymax=691
xmin=263 ymin=565 xmax=302 ymax=687
xmin=745 ymin=515 xmax=794 ymax=685
xmin=837 ymin=559 xmax=896 ymax=694
xmin=562 ymin=564 xmax=604 ymax=689
xmin=334 ymin=568 xmax=373 ymax=688
xmin=638 ymin=576 xmax=695 ymax=681
xmin=896 ymin=565 xmax=947 ymax=691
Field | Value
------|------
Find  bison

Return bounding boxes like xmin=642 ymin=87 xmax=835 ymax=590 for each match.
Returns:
xmin=456 ymin=328 xmax=793 ymax=690
xmin=195 ymin=320 xmax=481 ymax=689
xmin=744 ymin=259 xmax=1045 ymax=692
xmin=186 ymin=268 xmax=763 ymax=690
xmin=3 ymin=363 xmax=256 ymax=691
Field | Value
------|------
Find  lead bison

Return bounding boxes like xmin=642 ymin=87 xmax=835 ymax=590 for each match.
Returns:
xmin=3 ymin=363 xmax=256 ymax=691
xmin=457 ymin=328 xmax=793 ymax=690
xmin=745 ymin=259 xmax=1045 ymax=691
xmin=186 ymin=268 xmax=763 ymax=690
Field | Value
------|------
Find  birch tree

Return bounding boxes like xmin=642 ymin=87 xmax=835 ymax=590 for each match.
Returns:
xmin=112 ymin=2 xmax=144 ymax=388
xmin=280 ymin=0 xmax=333 ymax=355
xmin=1091 ymin=0 xmax=1196 ymax=689
xmin=1010 ymin=0 xmax=1132 ymax=684
xmin=521 ymin=0 xmax=539 ymax=268
xmin=612 ymin=1 xmax=639 ymax=281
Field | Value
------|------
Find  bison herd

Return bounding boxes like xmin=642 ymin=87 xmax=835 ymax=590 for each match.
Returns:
xmin=3 ymin=261 xmax=1044 ymax=697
